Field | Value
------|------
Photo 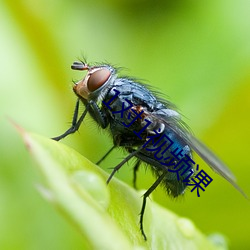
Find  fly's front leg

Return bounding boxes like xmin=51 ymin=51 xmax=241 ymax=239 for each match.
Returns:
xmin=89 ymin=100 xmax=108 ymax=129
xmin=52 ymin=99 xmax=89 ymax=141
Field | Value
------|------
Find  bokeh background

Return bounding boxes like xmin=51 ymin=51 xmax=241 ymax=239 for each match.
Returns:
xmin=1 ymin=1 xmax=250 ymax=249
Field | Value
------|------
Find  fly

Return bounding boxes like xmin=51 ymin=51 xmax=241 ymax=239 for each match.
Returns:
xmin=52 ymin=60 xmax=247 ymax=240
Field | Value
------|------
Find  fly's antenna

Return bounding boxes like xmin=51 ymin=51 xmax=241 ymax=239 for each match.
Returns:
xmin=71 ymin=61 xmax=89 ymax=71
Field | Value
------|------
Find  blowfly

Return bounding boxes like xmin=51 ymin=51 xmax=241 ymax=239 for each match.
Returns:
xmin=52 ymin=60 xmax=246 ymax=240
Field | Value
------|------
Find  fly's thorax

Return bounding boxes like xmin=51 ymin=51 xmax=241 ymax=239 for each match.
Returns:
xmin=144 ymin=118 xmax=165 ymax=135
xmin=142 ymin=108 xmax=180 ymax=136
xmin=73 ymin=64 xmax=117 ymax=102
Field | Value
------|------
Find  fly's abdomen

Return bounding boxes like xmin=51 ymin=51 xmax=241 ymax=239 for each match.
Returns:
xmin=136 ymin=129 xmax=194 ymax=197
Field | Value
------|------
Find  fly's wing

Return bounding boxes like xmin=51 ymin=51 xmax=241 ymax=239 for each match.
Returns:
xmin=185 ymin=133 xmax=248 ymax=198
xmin=150 ymin=110 xmax=248 ymax=198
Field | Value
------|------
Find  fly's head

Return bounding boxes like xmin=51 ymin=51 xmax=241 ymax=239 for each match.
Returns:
xmin=72 ymin=61 xmax=116 ymax=101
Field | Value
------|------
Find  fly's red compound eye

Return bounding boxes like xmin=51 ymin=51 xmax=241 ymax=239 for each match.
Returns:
xmin=87 ymin=68 xmax=111 ymax=92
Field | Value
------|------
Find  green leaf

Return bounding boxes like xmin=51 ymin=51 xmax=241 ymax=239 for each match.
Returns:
xmin=19 ymin=127 xmax=226 ymax=250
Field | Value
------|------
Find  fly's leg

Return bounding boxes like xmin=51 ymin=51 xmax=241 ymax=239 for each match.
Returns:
xmin=96 ymin=145 xmax=116 ymax=165
xmin=89 ymin=100 xmax=107 ymax=129
xmin=107 ymin=146 xmax=143 ymax=184
xmin=52 ymin=99 xmax=108 ymax=141
xmin=125 ymin=147 xmax=142 ymax=189
xmin=52 ymin=99 xmax=88 ymax=141
xmin=140 ymin=173 xmax=166 ymax=240
xmin=133 ymin=160 xmax=141 ymax=189
xmin=102 ymin=147 xmax=141 ymax=188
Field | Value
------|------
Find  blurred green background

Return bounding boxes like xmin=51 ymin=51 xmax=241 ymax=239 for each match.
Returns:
xmin=1 ymin=0 xmax=250 ymax=249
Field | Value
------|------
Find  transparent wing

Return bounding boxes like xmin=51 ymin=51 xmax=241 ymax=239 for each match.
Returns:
xmin=149 ymin=110 xmax=248 ymax=198
xmin=185 ymin=133 xmax=247 ymax=198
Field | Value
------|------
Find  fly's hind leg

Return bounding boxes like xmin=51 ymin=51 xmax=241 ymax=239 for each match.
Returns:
xmin=140 ymin=173 xmax=166 ymax=240
xmin=133 ymin=160 xmax=141 ymax=189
